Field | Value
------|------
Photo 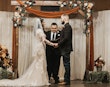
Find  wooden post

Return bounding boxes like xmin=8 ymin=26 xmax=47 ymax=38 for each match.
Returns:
xmin=83 ymin=32 xmax=90 ymax=81
xmin=12 ymin=27 xmax=19 ymax=78
xmin=83 ymin=16 xmax=94 ymax=80
xmin=89 ymin=16 xmax=94 ymax=71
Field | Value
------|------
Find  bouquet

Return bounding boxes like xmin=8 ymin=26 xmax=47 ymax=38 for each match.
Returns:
xmin=0 ymin=45 xmax=12 ymax=71
xmin=94 ymin=56 xmax=105 ymax=71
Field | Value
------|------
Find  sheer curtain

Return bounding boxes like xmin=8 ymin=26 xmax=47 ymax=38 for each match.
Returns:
xmin=18 ymin=18 xmax=45 ymax=76
xmin=18 ymin=18 xmax=35 ymax=76
xmin=0 ymin=11 xmax=13 ymax=58
xmin=51 ymin=19 xmax=86 ymax=80
xmin=93 ymin=10 xmax=110 ymax=72
xmin=1 ymin=10 xmax=110 ymax=80
xmin=18 ymin=10 xmax=110 ymax=80
xmin=18 ymin=18 xmax=86 ymax=80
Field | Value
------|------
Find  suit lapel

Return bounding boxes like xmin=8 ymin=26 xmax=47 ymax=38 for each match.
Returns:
xmin=49 ymin=31 xmax=51 ymax=40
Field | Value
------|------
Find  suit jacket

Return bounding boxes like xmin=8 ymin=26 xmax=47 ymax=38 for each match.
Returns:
xmin=45 ymin=30 xmax=61 ymax=55
xmin=45 ymin=30 xmax=61 ymax=43
xmin=58 ymin=23 xmax=73 ymax=53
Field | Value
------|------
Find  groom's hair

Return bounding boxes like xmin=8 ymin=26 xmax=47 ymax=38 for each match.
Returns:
xmin=61 ymin=14 xmax=69 ymax=22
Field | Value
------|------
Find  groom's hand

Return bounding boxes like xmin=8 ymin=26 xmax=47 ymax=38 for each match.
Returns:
xmin=53 ymin=43 xmax=58 ymax=48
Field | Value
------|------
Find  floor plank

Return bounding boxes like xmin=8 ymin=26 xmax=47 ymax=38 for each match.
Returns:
xmin=42 ymin=80 xmax=110 ymax=87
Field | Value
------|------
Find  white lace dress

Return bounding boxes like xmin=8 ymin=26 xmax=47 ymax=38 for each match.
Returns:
xmin=0 ymin=29 xmax=50 ymax=86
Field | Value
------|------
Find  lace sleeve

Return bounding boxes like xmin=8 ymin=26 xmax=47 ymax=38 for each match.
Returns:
xmin=42 ymin=37 xmax=54 ymax=46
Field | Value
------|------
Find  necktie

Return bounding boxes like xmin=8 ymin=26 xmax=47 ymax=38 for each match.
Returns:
xmin=52 ymin=33 xmax=55 ymax=40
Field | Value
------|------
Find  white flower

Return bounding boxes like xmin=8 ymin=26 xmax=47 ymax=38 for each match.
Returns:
xmin=87 ymin=9 xmax=91 ymax=13
xmin=14 ymin=23 xmax=17 ymax=27
xmin=84 ymin=2 xmax=88 ymax=7
xmin=57 ymin=34 xmax=60 ymax=36
xmin=99 ymin=57 xmax=103 ymax=61
xmin=95 ymin=62 xmax=98 ymax=65
xmin=29 ymin=2 xmax=32 ymax=6
xmin=87 ymin=3 xmax=94 ymax=9
xmin=87 ymin=22 xmax=90 ymax=25
xmin=24 ymin=4 xmax=28 ymax=7
xmin=14 ymin=12 xmax=20 ymax=17
xmin=61 ymin=4 xmax=64 ymax=7
xmin=69 ymin=1 xmax=73 ymax=4
xmin=63 ymin=2 xmax=67 ymax=6
xmin=77 ymin=1 xmax=81 ymax=4
xmin=73 ymin=3 xmax=77 ymax=7
xmin=87 ymin=13 xmax=91 ymax=18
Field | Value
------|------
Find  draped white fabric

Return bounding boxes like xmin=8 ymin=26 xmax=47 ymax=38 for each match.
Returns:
xmin=0 ymin=10 xmax=110 ymax=80
xmin=18 ymin=18 xmax=86 ymax=80
xmin=93 ymin=10 xmax=110 ymax=72
xmin=18 ymin=18 xmax=44 ymax=76
xmin=18 ymin=18 xmax=34 ymax=76
xmin=0 ymin=11 xmax=13 ymax=58
xmin=0 ymin=25 xmax=49 ymax=86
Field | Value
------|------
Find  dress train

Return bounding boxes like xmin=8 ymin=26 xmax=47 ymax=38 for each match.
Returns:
xmin=0 ymin=29 xmax=49 ymax=86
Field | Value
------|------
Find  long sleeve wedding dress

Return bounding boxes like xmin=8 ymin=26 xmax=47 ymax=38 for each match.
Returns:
xmin=0 ymin=19 xmax=50 ymax=86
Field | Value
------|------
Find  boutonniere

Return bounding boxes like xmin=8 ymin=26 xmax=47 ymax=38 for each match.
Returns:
xmin=57 ymin=33 xmax=60 ymax=36
xmin=57 ymin=31 xmax=60 ymax=36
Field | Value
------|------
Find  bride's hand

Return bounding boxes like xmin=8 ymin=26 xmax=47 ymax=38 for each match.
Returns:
xmin=49 ymin=42 xmax=54 ymax=46
xmin=42 ymin=37 xmax=56 ymax=47
xmin=53 ymin=43 xmax=58 ymax=48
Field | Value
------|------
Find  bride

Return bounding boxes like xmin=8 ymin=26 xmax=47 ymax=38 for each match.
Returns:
xmin=0 ymin=18 xmax=54 ymax=86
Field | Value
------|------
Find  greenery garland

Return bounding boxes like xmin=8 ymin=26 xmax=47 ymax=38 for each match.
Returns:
xmin=12 ymin=0 xmax=35 ymax=27
xmin=12 ymin=0 xmax=94 ymax=35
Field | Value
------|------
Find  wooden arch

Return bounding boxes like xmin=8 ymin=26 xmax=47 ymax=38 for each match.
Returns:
xmin=12 ymin=0 xmax=94 ymax=78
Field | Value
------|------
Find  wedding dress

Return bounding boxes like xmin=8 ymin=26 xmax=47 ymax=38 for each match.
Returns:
xmin=0 ymin=19 xmax=50 ymax=86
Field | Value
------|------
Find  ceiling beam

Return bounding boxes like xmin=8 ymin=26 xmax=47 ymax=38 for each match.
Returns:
xmin=11 ymin=0 xmax=59 ymax=6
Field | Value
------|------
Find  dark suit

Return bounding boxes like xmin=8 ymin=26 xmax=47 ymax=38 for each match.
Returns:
xmin=45 ymin=30 xmax=61 ymax=83
xmin=58 ymin=23 xmax=73 ymax=84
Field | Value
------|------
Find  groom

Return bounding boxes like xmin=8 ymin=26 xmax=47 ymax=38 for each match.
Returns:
xmin=54 ymin=14 xmax=73 ymax=85
xmin=45 ymin=23 xmax=61 ymax=84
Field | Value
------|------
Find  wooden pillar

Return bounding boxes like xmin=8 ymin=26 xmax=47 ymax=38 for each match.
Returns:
xmin=86 ymin=33 xmax=90 ymax=71
xmin=83 ymin=16 xmax=94 ymax=80
xmin=83 ymin=32 xmax=90 ymax=80
xmin=89 ymin=16 xmax=94 ymax=71
xmin=12 ymin=27 xmax=19 ymax=78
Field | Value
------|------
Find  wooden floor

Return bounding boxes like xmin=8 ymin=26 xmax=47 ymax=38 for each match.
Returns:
xmin=43 ymin=80 xmax=110 ymax=87
xmin=1 ymin=80 xmax=109 ymax=87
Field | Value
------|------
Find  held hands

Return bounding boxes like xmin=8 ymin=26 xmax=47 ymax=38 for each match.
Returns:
xmin=42 ymin=38 xmax=58 ymax=48
xmin=48 ymin=42 xmax=58 ymax=48
xmin=53 ymin=43 xmax=58 ymax=48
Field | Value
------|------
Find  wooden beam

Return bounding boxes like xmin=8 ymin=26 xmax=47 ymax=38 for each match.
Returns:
xmin=11 ymin=0 xmax=59 ymax=6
